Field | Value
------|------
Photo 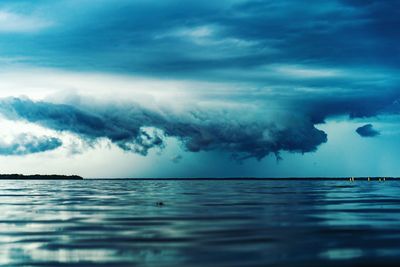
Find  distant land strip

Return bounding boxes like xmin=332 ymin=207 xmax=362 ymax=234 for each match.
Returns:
xmin=0 ymin=174 xmax=83 ymax=180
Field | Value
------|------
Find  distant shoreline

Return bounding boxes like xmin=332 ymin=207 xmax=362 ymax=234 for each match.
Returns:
xmin=0 ymin=174 xmax=83 ymax=180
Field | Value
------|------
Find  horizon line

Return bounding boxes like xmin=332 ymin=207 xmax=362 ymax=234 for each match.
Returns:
xmin=84 ymin=177 xmax=399 ymax=180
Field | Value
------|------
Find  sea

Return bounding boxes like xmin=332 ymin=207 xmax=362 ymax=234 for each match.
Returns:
xmin=0 ymin=179 xmax=399 ymax=266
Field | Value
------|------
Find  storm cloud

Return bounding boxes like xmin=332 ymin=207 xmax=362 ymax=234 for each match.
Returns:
xmin=0 ymin=133 xmax=62 ymax=156
xmin=0 ymin=97 xmax=327 ymax=159
xmin=1 ymin=0 xmax=399 ymax=77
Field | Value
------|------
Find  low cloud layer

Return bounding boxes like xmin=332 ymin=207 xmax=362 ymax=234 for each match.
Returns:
xmin=0 ymin=133 xmax=61 ymax=156
xmin=356 ymin=124 xmax=380 ymax=137
xmin=0 ymin=97 xmax=327 ymax=159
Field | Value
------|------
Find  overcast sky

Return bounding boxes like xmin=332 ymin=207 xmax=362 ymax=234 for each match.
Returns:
xmin=0 ymin=0 xmax=399 ymax=178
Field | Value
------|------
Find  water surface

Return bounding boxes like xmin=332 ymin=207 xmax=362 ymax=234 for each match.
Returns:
xmin=0 ymin=179 xmax=399 ymax=266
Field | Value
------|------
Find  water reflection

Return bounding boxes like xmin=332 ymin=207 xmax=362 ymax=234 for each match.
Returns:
xmin=0 ymin=180 xmax=399 ymax=266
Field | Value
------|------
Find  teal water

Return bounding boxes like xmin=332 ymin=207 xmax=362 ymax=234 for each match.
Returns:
xmin=0 ymin=179 xmax=399 ymax=266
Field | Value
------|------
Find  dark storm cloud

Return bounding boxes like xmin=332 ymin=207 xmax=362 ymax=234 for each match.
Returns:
xmin=0 ymin=133 xmax=62 ymax=155
xmin=1 ymin=0 xmax=399 ymax=92
xmin=2 ymin=0 xmax=400 ymax=74
xmin=356 ymin=124 xmax=380 ymax=137
xmin=0 ymin=97 xmax=327 ymax=159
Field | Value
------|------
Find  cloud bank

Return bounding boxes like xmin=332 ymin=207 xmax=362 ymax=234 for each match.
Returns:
xmin=0 ymin=97 xmax=327 ymax=159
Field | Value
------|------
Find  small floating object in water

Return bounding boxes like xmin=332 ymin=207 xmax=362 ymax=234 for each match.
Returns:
xmin=383 ymin=177 xmax=386 ymax=181
xmin=368 ymin=177 xmax=371 ymax=182
xmin=379 ymin=178 xmax=382 ymax=182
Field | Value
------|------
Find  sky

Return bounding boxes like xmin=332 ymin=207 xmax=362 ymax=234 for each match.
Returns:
xmin=0 ymin=0 xmax=399 ymax=178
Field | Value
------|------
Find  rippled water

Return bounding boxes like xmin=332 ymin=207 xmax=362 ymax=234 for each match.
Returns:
xmin=1 ymin=179 xmax=400 ymax=266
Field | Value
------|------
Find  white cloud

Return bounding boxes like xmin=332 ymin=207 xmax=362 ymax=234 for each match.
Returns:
xmin=178 ymin=26 xmax=213 ymax=39
xmin=0 ymin=11 xmax=52 ymax=33
xmin=155 ymin=25 xmax=259 ymax=49
xmin=0 ymin=67 xmax=236 ymax=105
xmin=272 ymin=64 xmax=341 ymax=78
